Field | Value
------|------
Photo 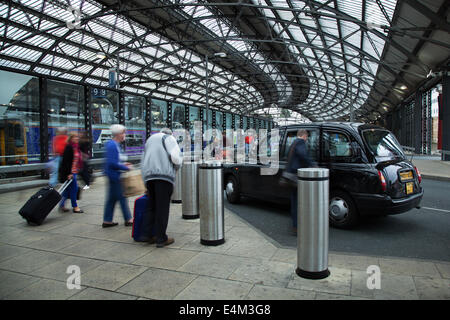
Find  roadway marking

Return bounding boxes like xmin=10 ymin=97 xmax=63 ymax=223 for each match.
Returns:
xmin=421 ymin=206 xmax=450 ymax=213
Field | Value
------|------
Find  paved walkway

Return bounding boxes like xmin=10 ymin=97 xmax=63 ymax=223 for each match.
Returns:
xmin=0 ymin=175 xmax=449 ymax=300
xmin=412 ymin=158 xmax=450 ymax=181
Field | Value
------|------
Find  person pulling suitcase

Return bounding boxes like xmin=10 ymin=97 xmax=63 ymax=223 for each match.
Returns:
xmin=58 ymin=132 xmax=84 ymax=213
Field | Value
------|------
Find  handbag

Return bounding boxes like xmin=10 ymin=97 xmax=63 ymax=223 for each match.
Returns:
xmin=121 ymin=172 xmax=146 ymax=198
xmin=279 ymin=171 xmax=297 ymax=188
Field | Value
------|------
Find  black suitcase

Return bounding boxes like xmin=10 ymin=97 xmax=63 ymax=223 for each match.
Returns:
xmin=19 ymin=180 xmax=72 ymax=225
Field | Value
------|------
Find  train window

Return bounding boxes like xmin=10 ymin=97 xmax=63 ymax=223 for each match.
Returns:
xmin=14 ymin=124 xmax=24 ymax=147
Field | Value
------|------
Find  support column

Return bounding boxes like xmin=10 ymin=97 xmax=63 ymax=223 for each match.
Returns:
xmin=84 ymin=86 xmax=93 ymax=158
xmin=39 ymin=78 xmax=49 ymax=178
xmin=442 ymin=76 xmax=450 ymax=161
xmin=145 ymin=97 xmax=151 ymax=139
xmin=414 ymin=92 xmax=422 ymax=154
xmin=167 ymin=101 xmax=172 ymax=129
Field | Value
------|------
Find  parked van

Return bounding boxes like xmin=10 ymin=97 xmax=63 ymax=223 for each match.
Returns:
xmin=223 ymin=122 xmax=424 ymax=228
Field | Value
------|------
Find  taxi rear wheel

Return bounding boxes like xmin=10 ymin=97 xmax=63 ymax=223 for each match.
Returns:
xmin=329 ymin=190 xmax=359 ymax=228
xmin=225 ymin=175 xmax=240 ymax=204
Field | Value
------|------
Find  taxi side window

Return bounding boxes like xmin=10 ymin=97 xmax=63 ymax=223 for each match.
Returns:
xmin=281 ymin=129 xmax=319 ymax=162
xmin=323 ymin=131 xmax=352 ymax=160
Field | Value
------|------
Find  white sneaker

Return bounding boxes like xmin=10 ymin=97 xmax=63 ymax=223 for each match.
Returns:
xmin=83 ymin=185 xmax=90 ymax=190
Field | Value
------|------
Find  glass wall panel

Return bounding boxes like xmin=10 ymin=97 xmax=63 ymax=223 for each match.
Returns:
xmin=125 ymin=94 xmax=146 ymax=156
xmin=0 ymin=70 xmax=40 ymax=165
xmin=188 ymin=106 xmax=201 ymax=151
xmin=91 ymin=89 xmax=119 ymax=158
xmin=215 ymin=111 xmax=223 ymax=131
xmin=225 ymin=113 xmax=232 ymax=129
xmin=203 ymin=108 xmax=212 ymax=133
xmin=172 ymin=103 xmax=185 ymax=130
xmin=47 ymin=80 xmax=84 ymax=158
xmin=243 ymin=116 xmax=248 ymax=131
xmin=151 ymin=99 xmax=168 ymax=134
xmin=250 ymin=117 xmax=255 ymax=129
xmin=189 ymin=106 xmax=200 ymax=133
xmin=234 ymin=115 xmax=240 ymax=129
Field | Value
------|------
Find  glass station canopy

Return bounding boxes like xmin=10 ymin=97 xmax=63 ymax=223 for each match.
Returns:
xmin=0 ymin=0 xmax=409 ymax=123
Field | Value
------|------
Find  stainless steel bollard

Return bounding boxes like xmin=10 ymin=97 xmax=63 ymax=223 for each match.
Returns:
xmin=181 ymin=162 xmax=199 ymax=219
xmin=296 ymin=168 xmax=330 ymax=279
xmin=199 ymin=161 xmax=225 ymax=246
xmin=171 ymin=166 xmax=182 ymax=204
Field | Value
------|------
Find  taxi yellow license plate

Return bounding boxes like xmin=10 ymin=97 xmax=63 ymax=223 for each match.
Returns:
xmin=400 ymin=171 xmax=413 ymax=181
xmin=406 ymin=182 xmax=414 ymax=194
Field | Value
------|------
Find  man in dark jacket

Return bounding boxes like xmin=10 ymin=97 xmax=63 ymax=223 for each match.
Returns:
xmin=286 ymin=129 xmax=312 ymax=233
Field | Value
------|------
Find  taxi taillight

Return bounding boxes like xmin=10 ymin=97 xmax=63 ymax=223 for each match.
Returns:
xmin=414 ymin=166 xmax=422 ymax=184
xmin=378 ymin=170 xmax=387 ymax=192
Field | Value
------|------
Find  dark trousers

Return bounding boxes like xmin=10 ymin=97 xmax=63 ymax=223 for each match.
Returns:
xmin=146 ymin=180 xmax=173 ymax=244
xmin=290 ymin=188 xmax=298 ymax=228
xmin=60 ymin=174 xmax=78 ymax=209
xmin=103 ymin=179 xmax=132 ymax=222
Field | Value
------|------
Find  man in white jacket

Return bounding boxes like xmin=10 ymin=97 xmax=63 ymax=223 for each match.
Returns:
xmin=141 ymin=128 xmax=183 ymax=247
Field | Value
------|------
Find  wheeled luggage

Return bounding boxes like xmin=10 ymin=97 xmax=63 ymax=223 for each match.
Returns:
xmin=132 ymin=194 xmax=154 ymax=242
xmin=19 ymin=180 xmax=72 ymax=225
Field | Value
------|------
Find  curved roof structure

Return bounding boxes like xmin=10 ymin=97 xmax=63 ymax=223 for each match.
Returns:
xmin=0 ymin=0 xmax=448 ymax=124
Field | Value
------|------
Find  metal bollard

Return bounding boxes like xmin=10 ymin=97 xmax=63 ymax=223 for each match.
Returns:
xmin=199 ymin=161 xmax=225 ymax=246
xmin=296 ymin=168 xmax=330 ymax=279
xmin=181 ymin=162 xmax=199 ymax=219
xmin=171 ymin=166 xmax=182 ymax=204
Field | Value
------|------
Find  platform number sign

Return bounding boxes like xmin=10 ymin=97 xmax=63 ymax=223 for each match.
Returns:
xmin=91 ymin=88 xmax=107 ymax=98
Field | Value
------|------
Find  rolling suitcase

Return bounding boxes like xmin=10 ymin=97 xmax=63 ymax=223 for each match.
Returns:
xmin=132 ymin=194 xmax=154 ymax=242
xmin=19 ymin=179 xmax=72 ymax=225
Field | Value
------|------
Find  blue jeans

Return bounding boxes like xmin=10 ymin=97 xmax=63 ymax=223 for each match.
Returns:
xmin=290 ymin=188 xmax=297 ymax=228
xmin=103 ymin=179 xmax=132 ymax=222
xmin=60 ymin=174 xmax=78 ymax=208
xmin=49 ymin=157 xmax=61 ymax=187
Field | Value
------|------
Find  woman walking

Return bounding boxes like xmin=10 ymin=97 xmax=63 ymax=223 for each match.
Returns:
xmin=58 ymin=132 xmax=84 ymax=213
xmin=103 ymin=124 xmax=133 ymax=228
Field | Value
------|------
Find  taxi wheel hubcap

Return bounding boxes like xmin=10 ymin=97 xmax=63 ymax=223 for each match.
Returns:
xmin=329 ymin=197 xmax=349 ymax=221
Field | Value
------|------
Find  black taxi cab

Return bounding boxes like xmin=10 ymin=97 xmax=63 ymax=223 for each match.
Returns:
xmin=223 ymin=122 xmax=424 ymax=228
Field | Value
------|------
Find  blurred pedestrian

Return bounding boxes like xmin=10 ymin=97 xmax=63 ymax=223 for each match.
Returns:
xmin=58 ymin=131 xmax=84 ymax=213
xmin=103 ymin=124 xmax=133 ymax=228
xmin=49 ymin=127 xmax=68 ymax=187
xmin=78 ymin=131 xmax=92 ymax=190
xmin=141 ymin=128 xmax=182 ymax=247
xmin=286 ymin=129 xmax=312 ymax=234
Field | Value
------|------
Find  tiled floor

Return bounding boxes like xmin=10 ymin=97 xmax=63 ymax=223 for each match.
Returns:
xmin=0 ymin=176 xmax=449 ymax=300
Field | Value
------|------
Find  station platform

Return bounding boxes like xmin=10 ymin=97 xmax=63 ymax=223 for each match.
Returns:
xmin=0 ymin=170 xmax=449 ymax=300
